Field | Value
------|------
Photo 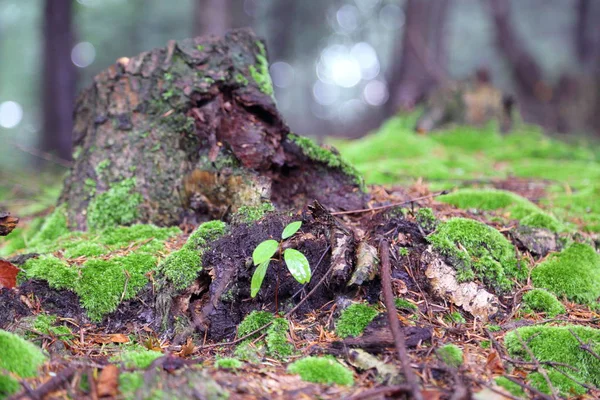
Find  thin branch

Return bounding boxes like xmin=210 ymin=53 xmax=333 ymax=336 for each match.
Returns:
xmin=331 ymin=191 xmax=449 ymax=216
xmin=569 ymin=328 xmax=600 ymax=362
xmin=379 ymin=239 xmax=423 ymax=400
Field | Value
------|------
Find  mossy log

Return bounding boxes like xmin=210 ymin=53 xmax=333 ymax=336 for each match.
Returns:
xmin=59 ymin=29 xmax=364 ymax=230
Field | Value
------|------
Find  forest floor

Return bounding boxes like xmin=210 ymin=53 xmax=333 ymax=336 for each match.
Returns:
xmin=1 ymin=115 xmax=599 ymax=399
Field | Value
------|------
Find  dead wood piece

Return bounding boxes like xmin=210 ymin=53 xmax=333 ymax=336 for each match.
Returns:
xmin=0 ymin=212 xmax=18 ymax=236
xmin=11 ymin=367 xmax=76 ymax=400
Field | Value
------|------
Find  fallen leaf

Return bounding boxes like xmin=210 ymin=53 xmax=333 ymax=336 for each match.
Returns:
xmin=0 ymin=260 xmax=20 ymax=289
xmin=178 ymin=337 xmax=196 ymax=357
xmin=97 ymin=364 xmax=119 ymax=398
xmin=0 ymin=212 xmax=19 ymax=236
xmin=485 ymin=350 xmax=505 ymax=374
xmin=92 ymin=333 xmax=130 ymax=344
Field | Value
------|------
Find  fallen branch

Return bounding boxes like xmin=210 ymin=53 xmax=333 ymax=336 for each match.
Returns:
xmin=11 ymin=367 xmax=76 ymax=400
xmin=331 ymin=191 xmax=449 ymax=216
xmin=569 ymin=328 xmax=600 ymax=362
xmin=379 ymin=238 xmax=423 ymax=400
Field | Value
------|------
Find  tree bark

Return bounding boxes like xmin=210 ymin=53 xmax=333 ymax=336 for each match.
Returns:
xmin=42 ymin=0 xmax=76 ymax=162
xmin=59 ymin=29 xmax=365 ymax=230
xmin=193 ymin=0 xmax=231 ymax=37
xmin=386 ymin=0 xmax=451 ymax=114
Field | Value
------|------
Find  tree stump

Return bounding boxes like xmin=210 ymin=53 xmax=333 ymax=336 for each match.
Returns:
xmin=59 ymin=29 xmax=365 ymax=231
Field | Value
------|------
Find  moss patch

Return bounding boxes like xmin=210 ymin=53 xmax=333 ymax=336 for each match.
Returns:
xmin=87 ymin=178 xmax=142 ymax=231
xmin=416 ymin=207 xmax=437 ymax=231
xmin=158 ymin=220 xmax=226 ymax=290
xmin=111 ymin=347 xmax=162 ymax=369
xmin=32 ymin=314 xmax=73 ymax=339
xmin=249 ymin=41 xmax=273 ymax=96
xmin=504 ymin=325 xmax=600 ymax=396
xmin=522 ymin=289 xmax=565 ymax=317
xmin=287 ymin=356 xmax=354 ymax=386
xmin=494 ymin=376 xmax=526 ymax=398
xmin=0 ymin=330 xmax=47 ymax=398
xmin=237 ymin=311 xmax=274 ymax=339
xmin=439 ymin=189 xmax=563 ymax=232
xmin=265 ymin=318 xmax=294 ymax=359
xmin=119 ymin=371 xmax=143 ymax=400
xmin=214 ymin=357 xmax=242 ymax=370
xmin=288 ymin=133 xmax=364 ymax=188
xmin=27 ymin=206 xmax=69 ymax=251
xmin=232 ymin=202 xmax=275 ymax=224
xmin=436 ymin=344 xmax=463 ymax=368
xmin=335 ymin=303 xmax=379 ymax=339
xmin=531 ymin=243 xmax=600 ymax=306
xmin=395 ymin=298 xmax=418 ymax=313
xmin=427 ymin=217 xmax=526 ymax=293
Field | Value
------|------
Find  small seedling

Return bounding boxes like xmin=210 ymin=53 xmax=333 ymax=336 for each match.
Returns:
xmin=251 ymin=221 xmax=311 ymax=297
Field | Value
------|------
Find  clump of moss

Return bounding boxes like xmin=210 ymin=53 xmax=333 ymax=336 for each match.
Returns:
xmin=504 ymin=325 xmax=600 ymax=396
xmin=214 ymin=357 xmax=242 ymax=370
xmin=249 ymin=41 xmax=274 ymax=96
xmin=63 ymin=241 xmax=105 ymax=258
xmin=395 ymin=298 xmax=418 ymax=313
xmin=531 ymin=243 xmax=600 ymax=305
xmin=32 ymin=314 xmax=73 ymax=339
xmin=119 ymin=371 xmax=143 ymax=400
xmin=0 ymin=330 xmax=47 ymax=398
xmin=335 ymin=303 xmax=379 ymax=339
xmin=232 ymin=202 xmax=275 ymax=224
xmin=427 ymin=217 xmax=526 ymax=293
xmin=522 ymin=289 xmax=565 ymax=317
xmin=288 ymin=133 xmax=364 ymax=188
xmin=439 ymin=189 xmax=563 ymax=232
xmin=27 ymin=205 xmax=69 ymax=250
xmin=111 ymin=347 xmax=162 ymax=369
xmin=446 ymin=311 xmax=466 ymax=324
xmin=24 ymin=256 xmax=78 ymax=290
xmin=158 ymin=221 xmax=226 ymax=290
xmin=495 ymin=376 xmax=526 ymax=398
xmin=266 ymin=318 xmax=294 ymax=359
xmin=416 ymin=207 xmax=437 ymax=232
xmin=287 ymin=356 xmax=354 ymax=386
xmin=87 ymin=178 xmax=142 ymax=231
xmin=436 ymin=344 xmax=463 ymax=368
xmin=237 ymin=311 xmax=274 ymax=339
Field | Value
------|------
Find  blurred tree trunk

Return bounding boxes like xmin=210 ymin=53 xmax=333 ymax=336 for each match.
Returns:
xmin=42 ymin=0 xmax=76 ymax=162
xmin=386 ymin=0 xmax=451 ymax=114
xmin=266 ymin=0 xmax=296 ymax=62
xmin=193 ymin=0 xmax=231 ymax=37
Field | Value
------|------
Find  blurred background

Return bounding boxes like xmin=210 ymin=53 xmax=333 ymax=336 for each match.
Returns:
xmin=1 ymin=0 xmax=600 ymax=170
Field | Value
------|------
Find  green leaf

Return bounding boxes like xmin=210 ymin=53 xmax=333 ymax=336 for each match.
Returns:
xmin=283 ymin=248 xmax=311 ymax=284
xmin=252 ymin=239 xmax=278 ymax=266
xmin=282 ymin=221 xmax=302 ymax=240
xmin=251 ymin=260 xmax=270 ymax=297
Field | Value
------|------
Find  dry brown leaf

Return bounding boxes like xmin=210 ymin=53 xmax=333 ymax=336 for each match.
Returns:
xmin=485 ymin=350 xmax=505 ymax=374
xmin=97 ymin=364 xmax=119 ymax=398
xmin=92 ymin=333 xmax=130 ymax=344
xmin=0 ymin=260 xmax=19 ymax=289
xmin=178 ymin=337 xmax=196 ymax=357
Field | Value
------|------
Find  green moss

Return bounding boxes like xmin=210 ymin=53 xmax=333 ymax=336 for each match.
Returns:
xmin=63 ymin=241 xmax=105 ymax=258
xmin=232 ymin=202 xmax=275 ymax=224
xmin=416 ymin=207 xmax=437 ymax=231
xmin=436 ymin=344 xmax=463 ymax=368
xmin=0 ymin=330 xmax=46 ymax=391
xmin=27 ymin=205 xmax=69 ymax=249
xmin=0 ymin=374 xmax=20 ymax=399
xmin=87 ymin=178 xmax=142 ymax=231
xmin=480 ymin=340 xmax=491 ymax=349
xmin=335 ymin=303 xmax=379 ymax=339
xmin=214 ymin=357 xmax=242 ymax=370
xmin=234 ymin=73 xmax=249 ymax=86
xmin=522 ymin=289 xmax=565 ymax=317
xmin=494 ymin=376 xmax=526 ymax=398
xmin=234 ymin=341 xmax=263 ymax=363
xmin=266 ymin=318 xmax=294 ymax=359
xmin=427 ymin=218 xmax=525 ymax=293
xmin=32 ymin=315 xmax=73 ymax=339
xmin=394 ymin=298 xmax=418 ymax=312
xmin=23 ymin=256 xmax=78 ymax=290
xmin=100 ymin=224 xmax=180 ymax=248
xmin=288 ymin=133 xmax=364 ymax=187
xmin=439 ymin=189 xmax=563 ymax=232
xmin=158 ymin=221 xmax=225 ymax=289
xmin=446 ymin=311 xmax=466 ymax=324
xmin=78 ymin=253 xmax=157 ymax=321
xmin=531 ymin=243 xmax=600 ymax=305
xmin=112 ymin=347 xmax=162 ymax=369
xmin=504 ymin=325 xmax=600 ymax=395
xmin=487 ymin=324 xmax=502 ymax=332
xmin=287 ymin=356 xmax=354 ymax=386
xmin=95 ymin=159 xmax=111 ymax=176
xmin=119 ymin=371 xmax=144 ymax=400
xmin=237 ymin=311 xmax=274 ymax=339
xmin=249 ymin=41 xmax=273 ymax=96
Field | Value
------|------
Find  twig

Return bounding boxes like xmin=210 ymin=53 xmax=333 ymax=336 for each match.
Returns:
xmin=514 ymin=331 xmax=560 ymax=400
xmin=503 ymin=376 xmax=554 ymax=400
xmin=568 ymin=328 xmax=600 ymax=362
xmin=347 ymin=384 xmax=412 ymax=400
xmin=379 ymin=239 xmax=423 ymax=400
xmin=11 ymin=367 xmax=76 ymax=400
xmin=195 ymin=243 xmax=333 ymax=350
xmin=11 ymin=141 xmax=72 ymax=169
xmin=331 ymin=191 xmax=449 ymax=216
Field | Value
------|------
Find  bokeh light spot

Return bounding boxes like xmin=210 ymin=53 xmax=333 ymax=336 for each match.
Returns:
xmin=0 ymin=101 xmax=24 ymax=129
xmin=71 ymin=42 xmax=96 ymax=68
